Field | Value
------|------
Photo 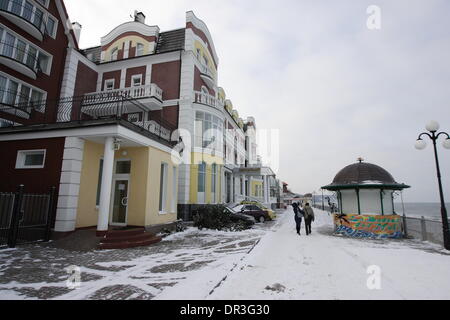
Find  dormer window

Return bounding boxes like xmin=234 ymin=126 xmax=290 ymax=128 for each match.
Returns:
xmin=111 ymin=48 xmax=118 ymax=61
xmin=136 ymin=43 xmax=144 ymax=56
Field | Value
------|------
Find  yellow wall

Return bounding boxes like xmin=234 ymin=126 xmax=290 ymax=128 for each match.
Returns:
xmin=194 ymin=40 xmax=217 ymax=74
xmin=103 ymin=35 xmax=155 ymax=61
xmin=251 ymin=180 xmax=263 ymax=198
xmin=189 ymin=152 xmax=223 ymax=204
xmin=144 ymin=145 xmax=178 ymax=226
xmin=76 ymin=141 xmax=177 ymax=229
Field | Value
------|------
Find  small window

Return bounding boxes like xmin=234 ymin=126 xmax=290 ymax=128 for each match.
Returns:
xmin=16 ymin=150 xmax=46 ymax=169
xmin=111 ymin=48 xmax=118 ymax=61
xmin=105 ymin=79 xmax=115 ymax=91
xmin=171 ymin=166 xmax=177 ymax=213
xmin=131 ymin=75 xmax=142 ymax=87
xmin=116 ymin=160 xmax=131 ymax=174
xmin=46 ymin=17 xmax=56 ymax=38
xmin=159 ymin=163 xmax=168 ymax=213
xmin=136 ymin=43 xmax=144 ymax=56
xmin=96 ymin=158 xmax=104 ymax=206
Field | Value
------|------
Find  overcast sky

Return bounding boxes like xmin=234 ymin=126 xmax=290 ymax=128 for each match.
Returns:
xmin=65 ymin=0 xmax=450 ymax=203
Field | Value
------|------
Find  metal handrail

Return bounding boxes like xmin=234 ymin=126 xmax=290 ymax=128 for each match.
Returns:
xmin=0 ymin=41 xmax=40 ymax=72
xmin=0 ymin=0 xmax=47 ymax=34
xmin=83 ymin=84 xmax=163 ymax=104
xmin=0 ymin=91 xmax=176 ymax=142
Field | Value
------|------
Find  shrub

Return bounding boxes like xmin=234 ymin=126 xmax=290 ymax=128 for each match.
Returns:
xmin=193 ymin=205 xmax=231 ymax=230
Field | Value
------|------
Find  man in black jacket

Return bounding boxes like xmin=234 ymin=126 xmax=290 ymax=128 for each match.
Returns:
xmin=292 ymin=202 xmax=303 ymax=235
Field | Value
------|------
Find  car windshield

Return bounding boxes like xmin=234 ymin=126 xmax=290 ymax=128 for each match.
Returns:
xmin=233 ymin=205 xmax=245 ymax=212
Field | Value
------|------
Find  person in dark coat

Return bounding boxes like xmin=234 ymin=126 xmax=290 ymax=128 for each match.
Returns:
xmin=303 ymin=203 xmax=315 ymax=235
xmin=292 ymin=202 xmax=303 ymax=235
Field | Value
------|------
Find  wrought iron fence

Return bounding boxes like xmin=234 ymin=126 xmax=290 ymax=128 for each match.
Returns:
xmin=0 ymin=89 xmax=177 ymax=142
xmin=0 ymin=185 xmax=56 ymax=248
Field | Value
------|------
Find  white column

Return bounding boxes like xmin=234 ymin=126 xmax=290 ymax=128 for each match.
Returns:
xmin=263 ymin=175 xmax=268 ymax=204
xmin=97 ymin=137 xmax=115 ymax=232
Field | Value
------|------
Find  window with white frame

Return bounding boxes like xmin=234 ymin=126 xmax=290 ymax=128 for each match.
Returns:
xmin=197 ymin=162 xmax=206 ymax=193
xmin=16 ymin=149 xmax=46 ymax=169
xmin=95 ymin=158 xmax=103 ymax=206
xmin=110 ymin=47 xmax=118 ymax=61
xmin=131 ymin=74 xmax=142 ymax=87
xmin=1 ymin=0 xmax=55 ymax=35
xmin=104 ymin=79 xmax=114 ymax=91
xmin=0 ymin=73 xmax=46 ymax=112
xmin=136 ymin=43 xmax=144 ymax=56
xmin=171 ymin=166 xmax=177 ymax=213
xmin=195 ymin=111 xmax=223 ymax=151
xmin=159 ymin=162 xmax=168 ymax=213
xmin=45 ymin=15 xmax=56 ymax=38
xmin=0 ymin=26 xmax=52 ymax=75
xmin=211 ymin=163 xmax=217 ymax=202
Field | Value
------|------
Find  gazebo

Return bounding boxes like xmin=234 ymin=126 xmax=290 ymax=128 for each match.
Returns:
xmin=322 ymin=159 xmax=410 ymax=239
xmin=322 ymin=159 xmax=410 ymax=215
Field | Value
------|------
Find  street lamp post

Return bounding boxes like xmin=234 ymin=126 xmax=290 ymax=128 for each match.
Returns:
xmin=415 ymin=120 xmax=450 ymax=250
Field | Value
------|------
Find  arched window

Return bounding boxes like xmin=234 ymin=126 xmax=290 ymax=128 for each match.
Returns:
xmin=136 ymin=43 xmax=144 ymax=56
xmin=111 ymin=47 xmax=118 ymax=61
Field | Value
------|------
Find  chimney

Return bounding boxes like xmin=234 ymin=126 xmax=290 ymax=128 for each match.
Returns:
xmin=134 ymin=11 xmax=146 ymax=24
xmin=71 ymin=22 xmax=82 ymax=44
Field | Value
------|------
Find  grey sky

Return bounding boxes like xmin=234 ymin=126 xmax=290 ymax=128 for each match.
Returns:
xmin=65 ymin=0 xmax=450 ymax=203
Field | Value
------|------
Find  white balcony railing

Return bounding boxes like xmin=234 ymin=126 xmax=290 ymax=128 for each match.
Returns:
xmin=194 ymin=91 xmax=224 ymax=111
xmin=83 ymin=83 xmax=163 ymax=105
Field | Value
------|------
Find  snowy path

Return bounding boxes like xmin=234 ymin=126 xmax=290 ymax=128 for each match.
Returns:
xmin=204 ymin=208 xmax=450 ymax=300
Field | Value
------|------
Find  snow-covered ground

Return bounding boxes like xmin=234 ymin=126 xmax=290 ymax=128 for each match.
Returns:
xmin=203 ymin=208 xmax=450 ymax=300
xmin=1 ymin=208 xmax=449 ymax=300
xmin=156 ymin=208 xmax=450 ymax=300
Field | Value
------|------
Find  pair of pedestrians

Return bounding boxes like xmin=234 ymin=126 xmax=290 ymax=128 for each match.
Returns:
xmin=292 ymin=202 xmax=315 ymax=236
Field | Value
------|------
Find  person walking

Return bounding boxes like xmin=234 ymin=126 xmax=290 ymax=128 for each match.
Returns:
xmin=292 ymin=202 xmax=303 ymax=235
xmin=303 ymin=203 xmax=315 ymax=235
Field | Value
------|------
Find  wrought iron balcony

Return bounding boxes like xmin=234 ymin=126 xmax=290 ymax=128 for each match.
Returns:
xmin=0 ymin=0 xmax=47 ymax=41
xmin=0 ymin=88 xmax=43 ymax=119
xmin=0 ymin=92 xmax=176 ymax=142
xmin=0 ymin=41 xmax=41 ymax=79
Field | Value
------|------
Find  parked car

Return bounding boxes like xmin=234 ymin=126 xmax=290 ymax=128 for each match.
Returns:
xmin=239 ymin=201 xmax=277 ymax=220
xmin=233 ymin=204 xmax=272 ymax=223
xmin=224 ymin=206 xmax=256 ymax=228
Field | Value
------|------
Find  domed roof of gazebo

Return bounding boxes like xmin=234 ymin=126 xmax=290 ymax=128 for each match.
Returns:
xmin=322 ymin=159 xmax=410 ymax=191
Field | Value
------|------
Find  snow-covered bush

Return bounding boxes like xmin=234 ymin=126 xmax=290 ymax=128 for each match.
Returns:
xmin=193 ymin=205 xmax=250 ymax=231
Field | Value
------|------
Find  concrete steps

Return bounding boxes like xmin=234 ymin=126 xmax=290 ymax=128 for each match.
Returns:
xmin=98 ymin=228 xmax=162 ymax=250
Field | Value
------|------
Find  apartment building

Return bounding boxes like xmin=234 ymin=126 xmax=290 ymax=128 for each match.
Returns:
xmin=0 ymin=5 xmax=280 ymax=240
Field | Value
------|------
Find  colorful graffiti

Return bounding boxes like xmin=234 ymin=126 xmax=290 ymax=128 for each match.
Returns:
xmin=333 ymin=214 xmax=403 ymax=239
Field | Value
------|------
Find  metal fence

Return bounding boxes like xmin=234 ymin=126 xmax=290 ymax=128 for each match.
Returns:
xmin=0 ymin=185 xmax=55 ymax=248
xmin=402 ymin=215 xmax=450 ymax=245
